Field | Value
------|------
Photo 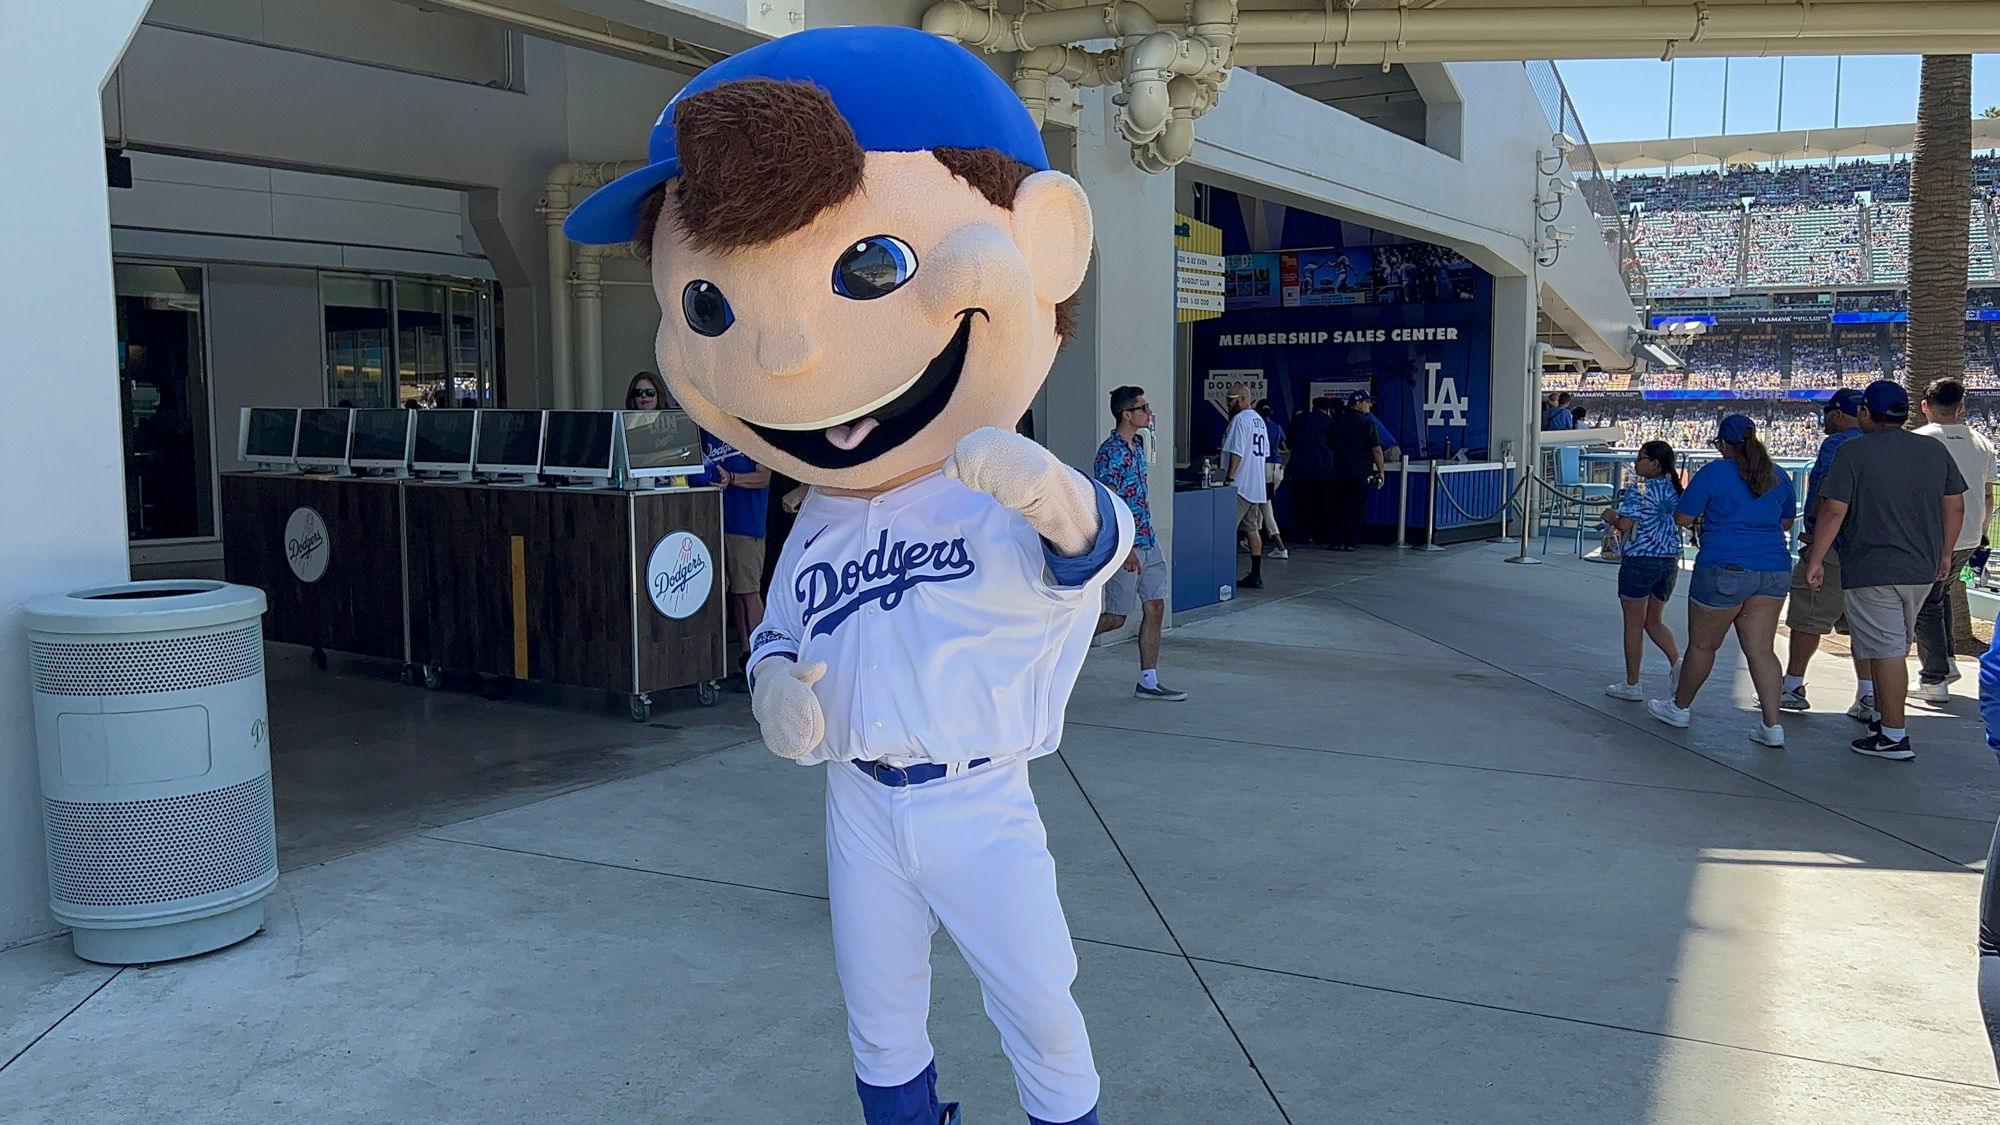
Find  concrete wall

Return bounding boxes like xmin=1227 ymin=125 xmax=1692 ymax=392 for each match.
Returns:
xmin=1 ymin=1 xmax=152 ymax=949
xmin=1184 ymin=61 xmax=1639 ymax=459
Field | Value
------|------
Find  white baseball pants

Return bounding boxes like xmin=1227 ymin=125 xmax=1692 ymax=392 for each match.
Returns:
xmin=826 ymin=756 xmax=1100 ymax=1123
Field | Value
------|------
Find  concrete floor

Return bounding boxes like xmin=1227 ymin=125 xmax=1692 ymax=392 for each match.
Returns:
xmin=4 ymin=538 xmax=1998 ymax=1123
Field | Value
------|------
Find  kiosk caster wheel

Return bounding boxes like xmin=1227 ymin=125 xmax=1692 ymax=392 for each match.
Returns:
xmin=422 ymin=665 xmax=443 ymax=691
xmin=630 ymin=694 xmax=653 ymax=723
xmin=398 ymin=664 xmax=416 ymax=686
xmin=696 ymin=681 xmax=721 ymax=707
xmin=310 ymin=647 xmax=328 ymax=672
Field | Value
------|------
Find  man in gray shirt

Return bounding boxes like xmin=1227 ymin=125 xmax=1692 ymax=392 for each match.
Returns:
xmin=1805 ymin=380 xmax=1967 ymax=761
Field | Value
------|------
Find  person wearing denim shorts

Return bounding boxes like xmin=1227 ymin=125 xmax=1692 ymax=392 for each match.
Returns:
xmin=1602 ymin=440 xmax=1685 ymax=701
xmin=1648 ymin=415 xmax=1797 ymax=747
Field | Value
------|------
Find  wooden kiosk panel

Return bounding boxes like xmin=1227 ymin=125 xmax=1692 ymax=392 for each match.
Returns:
xmin=632 ymin=489 xmax=729 ymax=692
xmin=220 ymin=474 xmax=406 ymax=662
xmin=404 ymin=484 xmax=726 ymax=697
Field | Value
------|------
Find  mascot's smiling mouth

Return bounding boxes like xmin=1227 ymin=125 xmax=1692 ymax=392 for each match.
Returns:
xmin=742 ymin=310 xmax=981 ymax=469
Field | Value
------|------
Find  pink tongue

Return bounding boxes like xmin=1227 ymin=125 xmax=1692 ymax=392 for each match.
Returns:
xmin=825 ymin=417 xmax=880 ymax=450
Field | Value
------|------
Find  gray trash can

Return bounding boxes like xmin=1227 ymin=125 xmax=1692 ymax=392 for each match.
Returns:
xmin=24 ymin=580 xmax=278 ymax=965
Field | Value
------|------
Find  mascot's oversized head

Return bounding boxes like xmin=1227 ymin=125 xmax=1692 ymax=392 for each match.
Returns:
xmin=566 ymin=25 xmax=1094 ymax=490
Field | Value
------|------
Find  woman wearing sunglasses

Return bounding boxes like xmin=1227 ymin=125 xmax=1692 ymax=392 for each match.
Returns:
xmin=625 ymin=371 xmax=666 ymax=410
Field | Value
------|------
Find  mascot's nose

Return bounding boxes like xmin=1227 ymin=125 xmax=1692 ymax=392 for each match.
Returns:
xmin=756 ymin=326 xmax=821 ymax=378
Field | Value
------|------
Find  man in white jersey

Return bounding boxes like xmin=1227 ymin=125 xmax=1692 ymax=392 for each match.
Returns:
xmin=564 ymin=27 xmax=1128 ymax=1125
xmin=1914 ymin=378 xmax=1998 ymax=702
xmin=1222 ymin=384 xmax=1271 ymax=589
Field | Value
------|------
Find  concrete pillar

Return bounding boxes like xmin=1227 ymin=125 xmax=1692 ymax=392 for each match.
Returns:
xmin=1044 ymin=89 xmax=1178 ymax=607
xmin=1490 ymin=270 xmax=1539 ymax=471
xmin=0 ymin=0 xmax=152 ymax=947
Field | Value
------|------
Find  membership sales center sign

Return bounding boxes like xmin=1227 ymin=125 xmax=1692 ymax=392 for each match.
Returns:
xmin=647 ymin=531 xmax=714 ymax=619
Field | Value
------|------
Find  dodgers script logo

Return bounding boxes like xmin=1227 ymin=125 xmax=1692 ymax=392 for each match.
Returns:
xmin=283 ymin=507 xmax=329 ymax=583
xmin=646 ymin=531 xmax=714 ymax=619
xmin=798 ymin=530 xmax=976 ymax=639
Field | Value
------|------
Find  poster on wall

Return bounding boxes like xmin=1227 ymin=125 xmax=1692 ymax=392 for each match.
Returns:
xmin=1309 ymin=380 xmax=1370 ymax=404
xmin=1280 ymin=253 xmax=1301 ymax=305
xmin=1224 ymin=254 xmax=1282 ymax=309
xmin=1370 ymin=244 xmax=1480 ymax=304
xmin=1295 ymin=248 xmax=1373 ymax=306
xmin=1204 ymin=371 xmax=1266 ymax=414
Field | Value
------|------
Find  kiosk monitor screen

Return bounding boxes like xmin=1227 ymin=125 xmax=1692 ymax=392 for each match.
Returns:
xmin=620 ymin=410 xmax=703 ymax=477
xmin=412 ymin=409 xmax=476 ymax=471
xmin=475 ymin=410 xmax=545 ymax=474
xmin=295 ymin=408 xmax=352 ymax=467
xmin=542 ymin=411 xmax=615 ymax=477
xmin=242 ymin=407 xmax=299 ymax=464
xmin=350 ymin=409 xmax=413 ymax=468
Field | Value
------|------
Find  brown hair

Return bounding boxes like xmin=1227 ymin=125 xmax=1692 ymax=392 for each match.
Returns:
xmin=633 ymin=80 xmax=1078 ymax=343
xmin=624 ymin=371 xmax=663 ymax=409
xmin=1721 ymin=435 xmax=1780 ymax=498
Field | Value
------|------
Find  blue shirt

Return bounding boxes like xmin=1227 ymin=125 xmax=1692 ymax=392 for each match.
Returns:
xmin=1617 ymin=477 xmax=1683 ymax=558
xmin=1261 ymin=415 xmax=1286 ymax=463
xmin=1545 ymin=407 xmax=1575 ymax=431
xmin=698 ymin=431 xmax=769 ymax=538
xmin=1368 ymin=414 xmax=1398 ymax=450
xmin=1093 ymin=431 xmax=1155 ymax=550
xmin=1803 ymin=427 xmax=1863 ymax=536
xmin=1676 ymin=459 xmax=1797 ymax=572
xmin=1980 ymin=630 xmax=2000 ymax=766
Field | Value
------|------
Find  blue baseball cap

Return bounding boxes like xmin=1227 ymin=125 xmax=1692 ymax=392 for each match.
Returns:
xmin=565 ymin=26 xmax=1051 ymax=245
xmin=1349 ymin=390 xmax=1373 ymax=404
xmin=1717 ymin=414 xmax=1755 ymax=443
xmin=1863 ymin=379 xmax=1910 ymax=418
xmin=1824 ymin=388 xmax=1863 ymax=416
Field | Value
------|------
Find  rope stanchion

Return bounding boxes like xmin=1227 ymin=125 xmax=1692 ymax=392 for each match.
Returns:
xmin=1420 ymin=459 xmax=1447 ymax=552
xmin=1394 ymin=462 xmax=1412 ymax=550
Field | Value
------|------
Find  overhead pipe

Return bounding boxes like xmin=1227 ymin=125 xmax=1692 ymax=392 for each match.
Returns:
xmin=1012 ymin=43 xmax=1119 ymax=127
xmin=923 ymin=0 xmax=1158 ymax=52
xmin=1134 ymin=76 xmax=1203 ymax=174
xmin=1231 ymin=34 xmax=2000 ymax=66
xmin=573 ymin=249 xmax=606 ymax=411
xmin=1232 ymin=3 xmax=2000 ymax=46
xmin=541 ymin=161 xmax=643 ymax=411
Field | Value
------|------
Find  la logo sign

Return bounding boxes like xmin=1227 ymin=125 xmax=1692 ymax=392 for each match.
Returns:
xmin=1423 ymin=362 xmax=1468 ymax=429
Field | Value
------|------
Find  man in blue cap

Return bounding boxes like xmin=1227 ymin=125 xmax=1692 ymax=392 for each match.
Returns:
xmin=565 ymin=25 xmax=1118 ymax=1125
xmin=1806 ymin=380 xmax=1968 ymax=762
xmin=1780 ymin=387 xmax=1870 ymax=715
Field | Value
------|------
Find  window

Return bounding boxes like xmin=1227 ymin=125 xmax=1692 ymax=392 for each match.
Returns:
xmin=323 ymin=274 xmax=495 ymax=410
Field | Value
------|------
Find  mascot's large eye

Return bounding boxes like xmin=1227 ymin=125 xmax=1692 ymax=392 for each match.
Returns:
xmin=832 ymin=236 xmax=918 ymax=301
xmin=682 ymin=281 xmax=734 ymax=337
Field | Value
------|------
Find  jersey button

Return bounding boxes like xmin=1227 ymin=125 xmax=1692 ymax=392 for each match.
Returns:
xmin=868 ymin=661 xmax=878 ymax=670
xmin=873 ymin=721 xmax=883 ymax=730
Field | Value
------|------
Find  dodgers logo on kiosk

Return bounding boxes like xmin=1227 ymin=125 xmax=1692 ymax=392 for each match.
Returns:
xmin=283 ymin=507 xmax=329 ymax=583
xmin=646 ymin=531 xmax=713 ymax=619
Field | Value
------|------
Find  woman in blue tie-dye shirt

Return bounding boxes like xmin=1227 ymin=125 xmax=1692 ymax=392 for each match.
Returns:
xmin=1601 ymin=440 xmax=1686 ymax=702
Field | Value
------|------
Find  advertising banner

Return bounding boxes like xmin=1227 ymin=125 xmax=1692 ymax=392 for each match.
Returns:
xmin=1295 ymin=248 xmax=1372 ymax=306
xmin=1224 ymin=253 xmax=1282 ymax=309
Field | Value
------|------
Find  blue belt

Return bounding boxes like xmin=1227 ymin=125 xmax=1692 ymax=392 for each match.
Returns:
xmin=853 ymin=758 xmax=990 ymax=787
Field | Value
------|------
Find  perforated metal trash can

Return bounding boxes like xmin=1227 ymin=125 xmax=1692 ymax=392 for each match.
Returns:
xmin=25 ymin=580 xmax=277 ymax=965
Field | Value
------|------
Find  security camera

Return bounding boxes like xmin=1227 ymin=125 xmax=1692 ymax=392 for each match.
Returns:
xmin=1552 ymin=132 xmax=1578 ymax=155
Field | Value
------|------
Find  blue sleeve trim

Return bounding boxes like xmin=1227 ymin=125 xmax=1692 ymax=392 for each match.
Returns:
xmin=1044 ymin=483 xmax=1125 ymax=589
xmin=1981 ymin=633 xmax=2000 ymax=765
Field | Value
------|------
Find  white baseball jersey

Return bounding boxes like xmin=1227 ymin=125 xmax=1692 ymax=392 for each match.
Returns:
xmin=749 ymin=471 xmax=1135 ymax=767
xmin=1222 ymin=410 xmax=1270 ymax=504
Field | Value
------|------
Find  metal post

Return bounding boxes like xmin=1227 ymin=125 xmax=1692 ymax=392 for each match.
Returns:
xmin=1495 ymin=456 xmax=1513 ymax=542
xmin=1421 ymin=459 xmax=1447 ymax=552
xmin=1394 ymin=461 xmax=1411 ymax=550
xmin=1505 ymin=463 xmax=1542 ymax=565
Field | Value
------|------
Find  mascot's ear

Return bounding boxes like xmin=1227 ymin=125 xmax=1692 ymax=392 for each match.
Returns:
xmin=1011 ymin=171 xmax=1094 ymax=305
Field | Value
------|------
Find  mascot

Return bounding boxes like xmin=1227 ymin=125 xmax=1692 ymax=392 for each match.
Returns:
xmin=566 ymin=25 xmax=1131 ymax=1125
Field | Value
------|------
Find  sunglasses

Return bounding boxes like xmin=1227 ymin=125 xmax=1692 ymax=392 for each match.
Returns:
xmin=633 ymin=388 xmax=659 ymax=399
xmin=1124 ymin=402 xmax=1152 ymax=414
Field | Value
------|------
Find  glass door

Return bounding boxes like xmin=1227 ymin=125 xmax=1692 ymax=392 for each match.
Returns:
xmin=323 ymin=276 xmax=394 ymax=407
xmin=397 ymin=278 xmax=451 ymax=408
xmin=448 ymin=284 xmax=494 ymax=407
xmin=115 ymin=263 xmax=215 ymax=542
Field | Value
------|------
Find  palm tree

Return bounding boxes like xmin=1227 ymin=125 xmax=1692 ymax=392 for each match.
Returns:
xmin=1907 ymin=55 xmax=1971 ymax=409
xmin=1907 ymin=55 xmax=1977 ymax=648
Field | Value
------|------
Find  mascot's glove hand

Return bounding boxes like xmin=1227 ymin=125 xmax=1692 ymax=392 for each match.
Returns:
xmin=751 ymin=659 xmax=826 ymax=761
xmin=945 ymin=428 xmax=1100 ymax=556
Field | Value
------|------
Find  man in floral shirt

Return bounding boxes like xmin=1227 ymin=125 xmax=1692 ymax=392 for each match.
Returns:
xmin=1093 ymin=385 xmax=1187 ymax=700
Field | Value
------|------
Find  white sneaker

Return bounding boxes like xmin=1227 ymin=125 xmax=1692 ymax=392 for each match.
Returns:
xmin=1778 ymin=685 xmax=1810 ymax=712
xmin=1946 ymin=664 xmax=1964 ymax=685
xmin=1267 ymin=547 xmax=1290 ymax=560
xmin=1846 ymin=695 xmax=1879 ymax=723
xmin=1605 ymin=682 xmax=1644 ymax=701
xmin=1647 ymin=699 xmax=1691 ymax=729
xmin=1912 ymin=681 xmax=1951 ymax=705
xmin=1750 ymin=722 xmax=1785 ymax=748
